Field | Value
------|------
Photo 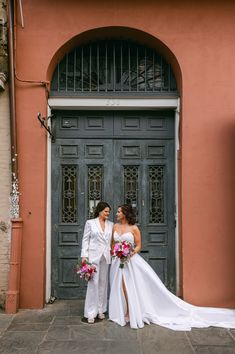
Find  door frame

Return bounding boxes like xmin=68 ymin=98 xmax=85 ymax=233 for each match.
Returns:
xmin=46 ymin=97 xmax=180 ymax=302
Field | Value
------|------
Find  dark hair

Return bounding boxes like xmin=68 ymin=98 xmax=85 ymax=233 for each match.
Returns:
xmin=94 ymin=201 xmax=111 ymax=218
xmin=119 ymin=204 xmax=136 ymax=225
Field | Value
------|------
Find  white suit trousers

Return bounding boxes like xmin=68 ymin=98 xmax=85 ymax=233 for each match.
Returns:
xmin=84 ymin=255 xmax=109 ymax=319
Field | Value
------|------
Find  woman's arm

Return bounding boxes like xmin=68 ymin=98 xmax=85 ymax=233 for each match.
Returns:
xmin=111 ymin=223 xmax=118 ymax=249
xmin=81 ymin=220 xmax=91 ymax=262
xmin=132 ymin=225 xmax=141 ymax=256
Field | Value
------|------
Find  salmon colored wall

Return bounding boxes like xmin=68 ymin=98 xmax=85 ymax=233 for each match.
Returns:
xmin=14 ymin=0 xmax=235 ymax=308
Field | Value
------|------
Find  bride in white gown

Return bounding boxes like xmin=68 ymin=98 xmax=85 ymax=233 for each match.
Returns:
xmin=108 ymin=204 xmax=235 ymax=330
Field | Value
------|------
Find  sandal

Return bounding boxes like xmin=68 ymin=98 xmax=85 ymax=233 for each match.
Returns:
xmin=87 ymin=318 xmax=95 ymax=324
xmin=98 ymin=313 xmax=105 ymax=320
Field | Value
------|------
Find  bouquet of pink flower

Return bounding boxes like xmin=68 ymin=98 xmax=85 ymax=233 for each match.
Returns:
xmin=111 ymin=241 xmax=133 ymax=268
xmin=76 ymin=259 xmax=97 ymax=281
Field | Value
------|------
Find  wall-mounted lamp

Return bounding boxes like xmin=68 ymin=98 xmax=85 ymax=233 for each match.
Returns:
xmin=37 ymin=112 xmax=55 ymax=142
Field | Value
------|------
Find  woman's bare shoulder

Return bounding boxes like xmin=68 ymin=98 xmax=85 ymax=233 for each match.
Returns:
xmin=131 ymin=224 xmax=140 ymax=233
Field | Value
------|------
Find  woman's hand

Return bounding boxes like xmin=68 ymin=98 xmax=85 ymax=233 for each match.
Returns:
xmin=130 ymin=250 xmax=136 ymax=257
xmin=131 ymin=249 xmax=138 ymax=257
xmin=82 ymin=257 xmax=88 ymax=263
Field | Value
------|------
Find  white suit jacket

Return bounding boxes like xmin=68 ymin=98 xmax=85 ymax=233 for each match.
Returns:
xmin=81 ymin=218 xmax=113 ymax=264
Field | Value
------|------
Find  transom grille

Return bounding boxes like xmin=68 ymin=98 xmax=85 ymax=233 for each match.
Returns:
xmin=51 ymin=40 xmax=177 ymax=96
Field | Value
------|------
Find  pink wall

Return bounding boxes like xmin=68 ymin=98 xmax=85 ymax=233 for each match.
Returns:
xmin=15 ymin=0 xmax=235 ymax=308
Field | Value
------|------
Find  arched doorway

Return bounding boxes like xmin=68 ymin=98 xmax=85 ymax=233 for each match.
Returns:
xmin=50 ymin=38 xmax=179 ymax=299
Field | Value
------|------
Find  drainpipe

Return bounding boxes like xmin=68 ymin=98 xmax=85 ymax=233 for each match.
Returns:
xmin=5 ymin=0 xmax=23 ymax=314
xmin=8 ymin=0 xmax=17 ymax=171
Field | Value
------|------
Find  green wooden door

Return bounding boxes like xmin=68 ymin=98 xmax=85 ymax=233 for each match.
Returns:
xmin=51 ymin=110 xmax=175 ymax=298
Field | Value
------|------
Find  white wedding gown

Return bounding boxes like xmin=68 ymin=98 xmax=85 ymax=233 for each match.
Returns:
xmin=108 ymin=231 xmax=235 ymax=330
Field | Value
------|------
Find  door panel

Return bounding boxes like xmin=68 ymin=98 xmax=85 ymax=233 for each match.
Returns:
xmin=54 ymin=111 xmax=113 ymax=139
xmin=114 ymin=111 xmax=174 ymax=139
xmin=113 ymin=138 xmax=175 ymax=290
xmin=52 ymin=139 xmax=113 ymax=298
xmin=51 ymin=111 xmax=176 ymax=298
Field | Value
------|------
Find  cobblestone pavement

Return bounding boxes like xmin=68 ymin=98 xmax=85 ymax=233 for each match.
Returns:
xmin=0 ymin=300 xmax=235 ymax=354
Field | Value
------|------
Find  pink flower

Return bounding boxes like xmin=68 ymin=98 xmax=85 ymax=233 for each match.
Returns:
xmin=76 ymin=260 xmax=97 ymax=281
xmin=114 ymin=243 xmax=120 ymax=252
xmin=122 ymin=249 xmax=129 ymax=256
xmin=111 ymin=241 xmax=133 ymax=268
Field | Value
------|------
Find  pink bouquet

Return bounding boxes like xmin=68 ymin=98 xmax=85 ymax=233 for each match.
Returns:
xmin=76 ymin=260 xmax=97 ymax=281
xmin=111 ymin=241 xmax=133 ymax=268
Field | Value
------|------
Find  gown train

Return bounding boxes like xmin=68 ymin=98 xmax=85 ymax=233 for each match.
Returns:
xmin=109 ymin=232 xmax=235 ymax=330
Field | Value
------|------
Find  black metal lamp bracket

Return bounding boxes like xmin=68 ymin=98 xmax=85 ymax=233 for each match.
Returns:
xmin=37 ymin=112 xmax=55 ymax=142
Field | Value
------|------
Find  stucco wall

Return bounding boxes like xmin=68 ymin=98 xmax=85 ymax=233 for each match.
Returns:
xmin=14 ymin=0 xmax=235 ymax=308
xmin=0 ymin=0 xmax=11 ymax=308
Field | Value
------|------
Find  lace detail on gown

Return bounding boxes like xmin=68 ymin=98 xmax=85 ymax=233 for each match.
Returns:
xmin=109 ymin=232 xmax=235 ymax=330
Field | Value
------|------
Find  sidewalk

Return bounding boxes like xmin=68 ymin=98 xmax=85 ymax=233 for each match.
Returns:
xmin=0 ymin=300 xmax=235 ymax=354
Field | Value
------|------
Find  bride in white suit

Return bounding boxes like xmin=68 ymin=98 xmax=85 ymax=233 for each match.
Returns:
xmin=81 ymin=201 xmax=113 ymax=324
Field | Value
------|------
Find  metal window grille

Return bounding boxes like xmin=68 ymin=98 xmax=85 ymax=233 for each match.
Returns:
xmin=124 ymin=166 xmax=139 ymax=221
xmin=87 ymin=165 xmax=103 ymax=218
xmin=149 ymin=165 xmax=165 ymax=224
xmin=51 ymin=40 xmax=177 ymax=96
xmin=61 ymin=165 xmax=77 ymax=223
